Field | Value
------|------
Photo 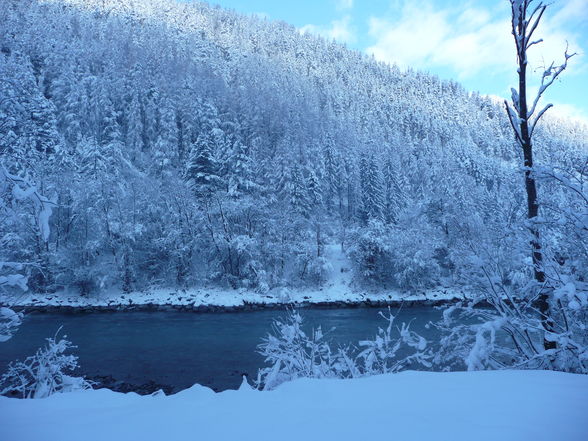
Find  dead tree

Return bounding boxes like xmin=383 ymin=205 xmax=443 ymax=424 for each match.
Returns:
xmin=505 ymin=0 xmax=575 ymax=350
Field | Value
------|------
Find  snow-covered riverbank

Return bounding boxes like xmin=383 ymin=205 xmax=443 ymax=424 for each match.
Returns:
xmin=5 ymin=285 xmax=467 ymax=311
xmin=1 ymin=370 xmax=586 ymax=441
xmin=5 ymin=244 xmax=469 ymax=311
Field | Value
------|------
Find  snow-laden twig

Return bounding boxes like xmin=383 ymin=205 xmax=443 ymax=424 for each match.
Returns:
xmin=0 ymin=329 xmax=91 ymax=398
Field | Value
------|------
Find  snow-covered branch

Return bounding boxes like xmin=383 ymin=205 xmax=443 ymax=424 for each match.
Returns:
xmin=528 ymin=47 xmax=576 ymax=135
xmin=504 ymin=100 xmax=523 ymax=144
xmin=0 ymin=331 xmax=91 ymax=398
xmin=525 ymin=3 xmax=546 ymax=48
xmin=0 ymin=168 xmax=56 ymax=342
xmin=1 ymin=167 xmax=57 ymax=243
xmin=509 ymin=0 xmax=575 ymax=134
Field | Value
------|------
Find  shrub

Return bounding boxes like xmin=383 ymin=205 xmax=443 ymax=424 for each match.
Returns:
xmin=256 ymin=310 xmax=347 ymax=390
xmin=348 ymin=219 xmax=442 ymax=289
xmin=0 ymin=331 xmax=91 ymax=398
xmin=256 ymin=309 xmax=431 ymax=390
xmin=0 ymin=307 xmax=22 ymax=343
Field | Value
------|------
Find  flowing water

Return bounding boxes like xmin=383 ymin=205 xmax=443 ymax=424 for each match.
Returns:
xmin=0 ymin=306 xmax=443 ymax=392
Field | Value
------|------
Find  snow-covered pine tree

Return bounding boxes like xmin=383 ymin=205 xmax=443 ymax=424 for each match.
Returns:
xmin=382 ymin=154 xmax=406 ymax=224
xmin=185 ymin=132 xmax=221 ymax=198
xmin=359 ymin=154 xmax=385 ymax=223
xmin=78 ymin=137 xmax=106 ymax=179
xmin=289 ymin=164 xmax=310 ymax=219
xmin=227 ymin=138 xmax=255 ymax=197
xmin=152 ymin=96 xmax=178 ymax=176
xmin=322 ymin=135 xmax=342 ymax=212
xmin=125 ymin=89 xmax=144 ymax=163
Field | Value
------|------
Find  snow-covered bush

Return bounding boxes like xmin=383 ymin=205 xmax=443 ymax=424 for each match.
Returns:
xmin=303 ymin=255 xmax=332 ymax=285
xmin=256 ymin=310 xmax=349 ymax=390
xmin=434 ymin=227 xmax=588 ymax=374
xmin=1 ymin=168 xmax=55 ymax=340
xmin=357 ymin=308 xmax=432 ymax=375
xmin=257 ymin=309 xmax=432 ymax=390
xmin=348 ymin=220 xmax=441 ymax=289
xmin=348 ymin=220 xmax=390 ymax=284
xmin=68 ymin=265 xmax=102 ymax=296
xmin=433 ymin=151 xmax=588 ymax=375
xmin=435 ymin=284 xmax=588 ymax=374
xmin=0 ymin=307 xmax=22 ymax=343
xmin=387 ymin=226 xmax=442 ymax=290
xmin=433 ymin=211 xmax=588 ymax=374
xmin=0 ymin=332 xmax=91 ymax=398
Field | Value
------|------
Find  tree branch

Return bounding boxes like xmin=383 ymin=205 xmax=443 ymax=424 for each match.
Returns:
xmin=504 ymin=101 xmax=524 ymax=144
xmin=528 ymin=45 xmax=576 ymax=119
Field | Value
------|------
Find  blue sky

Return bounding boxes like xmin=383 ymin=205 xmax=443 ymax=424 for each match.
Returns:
xmin=205 ymin=0 xmax=588 ymax=123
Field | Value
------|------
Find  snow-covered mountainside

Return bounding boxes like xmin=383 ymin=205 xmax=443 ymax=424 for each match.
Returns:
xmin=1 ymin=0 xmax=587 ymax=299
xmin=1 ymin=370 xmax=587 ymax=441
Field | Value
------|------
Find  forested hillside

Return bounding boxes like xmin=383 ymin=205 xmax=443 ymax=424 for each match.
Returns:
xmin=1 ymin=0 xmax=586 ymax=296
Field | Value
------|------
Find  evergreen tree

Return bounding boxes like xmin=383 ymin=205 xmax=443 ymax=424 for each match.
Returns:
xmin=360 ymin=155 xmax=385 ymax=222
xmin=78 ymin=137 xmax=106 ymax=178
xmin=228 ymin=138 xmax=255 ymax=197
xmin=52 ymin=68 xmax=82 ymax=150
xmin=382 ymin=155 xmax=406 ymax=224
xmin=141 ymin=86 xmax=159 ymax=153
xmin=306 ymin=166 xmax=322 ymax=210
xmin=185 ymin=132 xmax=220 ymax=198
xmin=125 ymin=90 xmax=144 ymax=162
xmin=152 ymin=97 xmax=178 ymax=175
xmin=290 ymin=164 xmax=310 ymax=218
xmin=322 ymin=136 xmax=342 ymax=211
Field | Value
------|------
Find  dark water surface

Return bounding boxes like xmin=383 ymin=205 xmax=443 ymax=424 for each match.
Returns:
xmin=0 ymin=307 xmax=442 ymax=391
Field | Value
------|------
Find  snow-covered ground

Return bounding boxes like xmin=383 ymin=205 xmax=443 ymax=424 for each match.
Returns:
xmin=7 ymin=284 xmax=465 ymax=309
xmin=1 ymin=370 xmax=586 ymax=441
xmin=6 ymin=244 xmax=467 ymax=309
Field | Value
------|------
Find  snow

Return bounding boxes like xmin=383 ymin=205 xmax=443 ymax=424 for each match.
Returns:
xmin=324 ymin=243 xmax=352 ymax=287
xmin=6 ymin=285 xmax=466 ymax=309
xmin=1 ymin=370 xmax=586 ymax=441
xmin=5 ymin=244 xmax=466 ymax=309
xmin=0 ymin=307 xmax=22 ymax=342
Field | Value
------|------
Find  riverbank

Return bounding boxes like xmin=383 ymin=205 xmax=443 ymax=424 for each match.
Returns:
xmin=1 ymin=370 xmax=586 ymax=441
xmin=3 ymin=243 xmax=471 ymax=313
xmin=4 ymin=285 xmax=469 ymax=313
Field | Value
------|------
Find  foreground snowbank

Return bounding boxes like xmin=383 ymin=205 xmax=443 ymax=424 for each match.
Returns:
xmin=1 ymin=370 xmax=586 ymax=441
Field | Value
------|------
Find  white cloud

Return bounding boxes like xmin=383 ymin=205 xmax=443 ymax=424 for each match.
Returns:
xmin=365 ymin=1 xmax=585 ymax=80
xmin=549 ymin=102 xmax=588 ymax=125
xmin=366 ymin=3 xmax=451 ymax=71
xmin=336 ymin=0 xmax=354 ymax=11
xmin=300 ymin=16 xmax=356 ymax=45
xmin=551 ymin=0 xmax=588 ymax=25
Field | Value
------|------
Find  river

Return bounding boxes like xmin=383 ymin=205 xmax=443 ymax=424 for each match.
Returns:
xmin=0 ymin=306 xmax=443 ymax=392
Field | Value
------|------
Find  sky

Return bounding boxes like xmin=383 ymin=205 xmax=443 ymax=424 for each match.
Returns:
xmin=205 ymin=0 xmax=588 ymax=124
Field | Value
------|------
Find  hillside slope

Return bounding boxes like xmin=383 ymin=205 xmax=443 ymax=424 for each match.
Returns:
xmin=0 ymin=0 xmax=586 ymax=297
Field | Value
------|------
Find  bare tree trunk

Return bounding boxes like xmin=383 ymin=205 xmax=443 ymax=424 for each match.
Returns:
xmin=516 ymin=57 xmax=555 ymax=350
xmin=506 ymin=0 xmax=574 ymax=351
xmin=316 ymin=222 xmax=322 ymax=257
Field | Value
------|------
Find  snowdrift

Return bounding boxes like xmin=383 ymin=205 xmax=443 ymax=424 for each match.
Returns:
xmin=1 ymin=370 xmax=587 ymax=441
